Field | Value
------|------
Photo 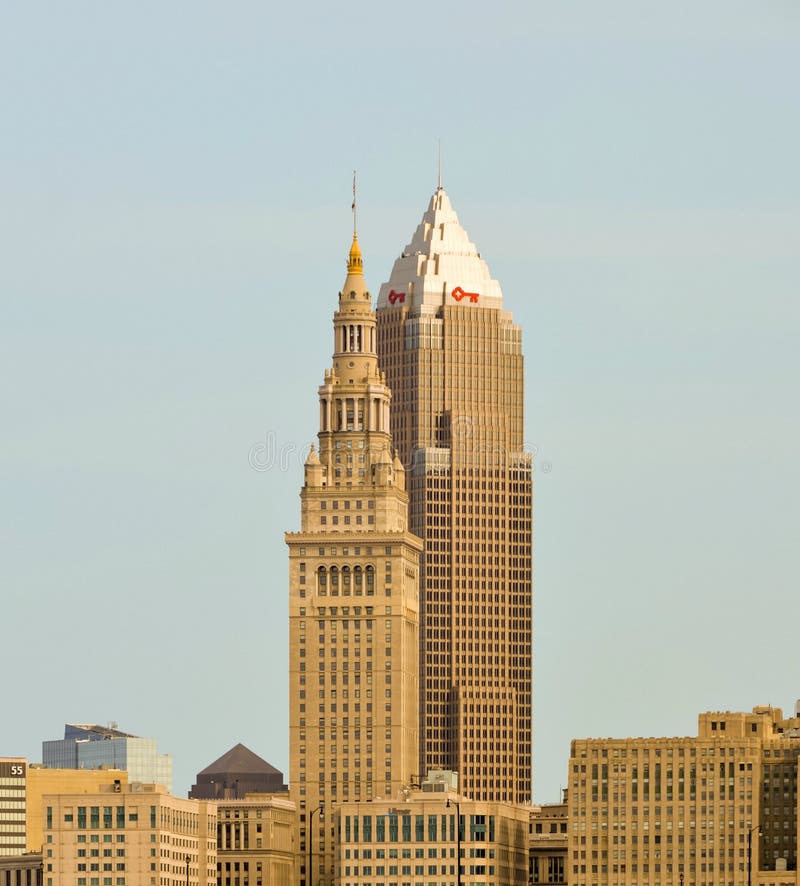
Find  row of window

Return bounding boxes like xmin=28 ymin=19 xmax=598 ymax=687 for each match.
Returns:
xmin=46 ymin=807 xmax=154 ymax=829
xmin=299 ymin=546 xmax=393 ymax=556
xmin=298 ymin=605 xmax=378 ymax=616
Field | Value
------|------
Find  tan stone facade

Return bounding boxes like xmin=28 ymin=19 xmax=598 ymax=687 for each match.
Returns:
xmin=0 ymin=759 xmax=129 ymax=857
xmin=376 ymin=188 xmax=533 ymax=804
xmin=568 ymin=705 xmax=800 ymax=886
xmin=215 ymin=794 xmax=295 ymax=886
xmin=334 ymin=772 xmax=529 ymax=886
xmin=42 ymin=782 xmax=216 ymax=886
xmin=26 ymin=768 xmax=129 ymax=854
xmin=286 ymin=233 xmax=423 ymax=886
xmin=530 ymin=794 xmax=567 ymax=885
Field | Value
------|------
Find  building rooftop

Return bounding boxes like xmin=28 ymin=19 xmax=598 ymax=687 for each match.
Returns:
xmin=65 ymin=724 xmax=137 ymax=740
xmin=197 ymin=743 xmax=283 ymax=778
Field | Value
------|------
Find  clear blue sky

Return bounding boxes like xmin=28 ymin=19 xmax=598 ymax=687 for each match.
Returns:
xmin=2 ymin=2 xmax=799 ymax=803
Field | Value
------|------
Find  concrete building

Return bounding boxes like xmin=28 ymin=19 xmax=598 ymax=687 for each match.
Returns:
xmin=567 ymin=704 xmax=800 ymax=886
xmin=42 ymin=781 xmax=216 ymax=886
xmin=0 ymin=759 xmax=128 ymax=857
xmin=529 ymin=793 xmax=567 ymax=885
xmin=42 ymin=725 xmax=172 ymax=793
xmin=285 ymin=227 xmax=423 ymax=886
xmin=189 ymin=744 xmax=287 ymax=800
xmin=334 ymin=770 xmax=529 ymax=886
xmin=27 ymin=766 xmax=129 ymax=853
xmin=215 ymin=794 xmax=296 ymax=886
xmin=376 ymin=185 xmax=533 ymax=804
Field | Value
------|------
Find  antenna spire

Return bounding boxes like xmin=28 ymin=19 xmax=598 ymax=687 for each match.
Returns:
xmin=347 ymin=170 xmax=363 ymax=276
xmin=437 ymin=141 xmax=443 ymax=191
xmin=352 ymin=169 xmax=357 ymax=235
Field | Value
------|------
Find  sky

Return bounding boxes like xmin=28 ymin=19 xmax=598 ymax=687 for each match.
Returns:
xmin=1 ymin=1 xmax=799 ymax=805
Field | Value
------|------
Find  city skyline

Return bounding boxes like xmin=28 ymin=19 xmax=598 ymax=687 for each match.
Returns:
xmin=2 ymin=2 xmax=799 ymax=808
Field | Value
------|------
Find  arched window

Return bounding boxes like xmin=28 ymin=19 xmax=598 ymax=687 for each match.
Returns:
xmin=365 ymin=565 xmax=375 ymax=595
xmin=342 ymin=566 xmax=351 ymax=593
xmin=354 ymin=566 xmax=363 ymax=594
xmin=318 ymin=566 xmax=327 ymax=594
xmin=330 ymin=566 xmax=339 ymax=595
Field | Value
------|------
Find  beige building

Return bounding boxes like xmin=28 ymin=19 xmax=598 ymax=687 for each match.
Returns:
xmin=376 ymin=186 xmax=533 ymax=804
xmin=0 ymin=758 xmax=129 ymax=857
xmin=286 ymin=229 xmax=423 ymax=886
xmin=530 ymin=793 xmax=567 ymax=885
xmin=215 ymin=794 xmax=295 ymax=886
xmin=42 ymin=782 xmax=216 ymax=886
xmin=568 ymin=704 xmax=800 ymax=886
xmin=334 ymin=770 xmax=529 ymax=886
xmin=27 ymin=767 xmax=129 ymax=854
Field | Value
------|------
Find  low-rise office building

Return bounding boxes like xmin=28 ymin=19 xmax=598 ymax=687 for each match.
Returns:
xmin=43 ymin=782 xmax=216 ymax=886
xmin=335 ymin=771 xmax=529 ymax=886
xmin=216 ymin=794 xmax=296 ymax=886
xmin=567 ymin=704 xmax=800 ymax=886
xmin=0 ymin=759 xmax=128 ymax=856
xmin=530 ymin=792 xmax=567 ymax=885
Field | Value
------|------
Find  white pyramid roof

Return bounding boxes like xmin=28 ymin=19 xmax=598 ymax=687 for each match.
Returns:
xmin=377 ymin=188 xmax=503 ymax=312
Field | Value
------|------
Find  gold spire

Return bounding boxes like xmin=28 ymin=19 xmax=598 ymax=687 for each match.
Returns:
xmin=347 ymin=233 xmax=363 ymax=275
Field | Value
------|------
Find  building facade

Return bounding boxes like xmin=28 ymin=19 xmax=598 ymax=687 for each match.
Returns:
xmin=0 ymin=852 xmax=42 ymax=886
xmin=0 ymin=759 xmax=129 ymax=857
xmin=0 ymin=760 xmax=27 ymax=857
xmin=42 ymin=725 xmax=172 ymax=793
xmin=567 ymin=704 xmax=800 ymax=886
xmin=375 ymin=186 xmax=533 ymax=804
xmin=26 ymin=767 xmax=129 ymax=854
xmin=285 ymin=230 xmax=423 ymax=886
xmin=335 ymin=770 xmax=529 ymax=886
xmin=215 ymin=794 xmax=296 ymax=886
xmin=43 ymin=782 xmax=216 ymax=886
xmin=530 ymin=793 xmax=567 ymax=885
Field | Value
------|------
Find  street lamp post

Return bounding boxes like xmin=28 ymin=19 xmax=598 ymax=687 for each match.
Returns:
xmin=185 ymin=854 xmax=190 ymax=886
xmin=446 ymin=798 xmax=462 ymax=886
xmin=747 ymin=826 xmax=760 ymax=886
xmin=308 ymin=806 xmax=324 ymax=886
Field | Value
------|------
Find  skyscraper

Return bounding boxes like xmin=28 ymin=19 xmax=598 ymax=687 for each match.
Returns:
xmin=376 ymin=186 xmax=533 ymax=804
xmin=286 ymin=230 xmax=423 ymax=886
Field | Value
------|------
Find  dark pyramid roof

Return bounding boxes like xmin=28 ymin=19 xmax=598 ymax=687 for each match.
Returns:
xmin=197 ymin=743 xmax=282 ymax=778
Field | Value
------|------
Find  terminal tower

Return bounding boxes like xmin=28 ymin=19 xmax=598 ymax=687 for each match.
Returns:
xmin=286 ymin=230 xmax=423 ymax=886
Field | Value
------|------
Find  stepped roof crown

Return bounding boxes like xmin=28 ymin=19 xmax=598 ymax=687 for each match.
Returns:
xmin=377 ymin=187 xmax=503 ymax=312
